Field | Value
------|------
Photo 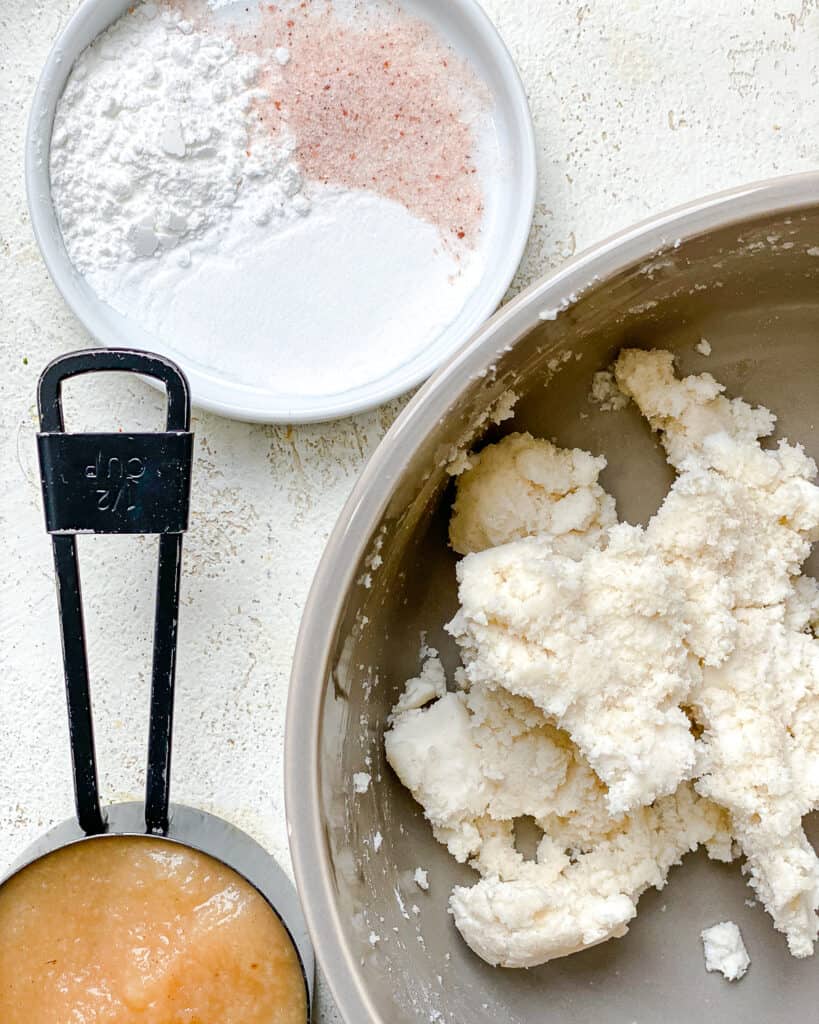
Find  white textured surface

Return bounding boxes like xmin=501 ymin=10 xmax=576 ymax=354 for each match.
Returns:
xmin=1 ymin=1 xmax=818 ymax=1019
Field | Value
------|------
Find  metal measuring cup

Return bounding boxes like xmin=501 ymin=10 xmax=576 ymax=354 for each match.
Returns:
xmin=1 ymin=348 xmax=314 ymax=1017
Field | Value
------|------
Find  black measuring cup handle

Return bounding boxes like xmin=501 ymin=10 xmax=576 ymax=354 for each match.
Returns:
xmin=36 ymin=349 xmax=194 ymax=837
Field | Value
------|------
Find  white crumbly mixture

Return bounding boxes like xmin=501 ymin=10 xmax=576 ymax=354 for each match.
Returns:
xmin=449 ymin=530 xmax=699 ymax=815
xmin=449 ymin=431 xmax=617 ymax=559
xmin=701 ymin=921 xmax=750 ymax=980
xmin=385 ymin=675 xmax=730 ymax=967
xmin=386 ymin=348 xmax=819 ymax=968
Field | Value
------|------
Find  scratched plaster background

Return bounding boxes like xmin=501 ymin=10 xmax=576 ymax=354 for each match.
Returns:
xmin=1 ymin=1 xmax=818 ymax=1019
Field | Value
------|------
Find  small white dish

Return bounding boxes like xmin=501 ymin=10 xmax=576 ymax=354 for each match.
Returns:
xmin=27 ymin=0 xmax=536 ymax=423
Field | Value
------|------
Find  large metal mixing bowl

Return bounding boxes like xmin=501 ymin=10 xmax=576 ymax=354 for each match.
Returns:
xmin=287 ymin=173 xmax=819 ymax=1024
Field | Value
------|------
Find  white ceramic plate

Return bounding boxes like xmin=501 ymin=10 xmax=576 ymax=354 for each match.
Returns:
xmin=26 ymin=0 xmax=536 ymax=423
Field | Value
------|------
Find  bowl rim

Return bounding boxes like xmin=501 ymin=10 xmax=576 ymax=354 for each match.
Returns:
xmin=285 ymin=170 xmax=819 ymax=1023
xmin=25 ymin=0 xmax=537 ymax=424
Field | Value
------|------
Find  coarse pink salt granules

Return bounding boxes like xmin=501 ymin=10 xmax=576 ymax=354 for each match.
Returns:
xmin=244 ymin=1 xmax=487 ymax=246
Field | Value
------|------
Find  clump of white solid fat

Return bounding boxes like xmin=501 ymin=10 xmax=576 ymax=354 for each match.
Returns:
xmin=449 ymin=433 xmax=616 ymax=557
xmin=690 ymin=608 xmax=819 ymax=958
xmin=701 ymin=921 xmax=750 ymax=981
xmin=621 ymin=350 xmax=819 ymax=647
xmin=452 ymin=785 xmax=729 ymax=969
xmin=389 ymin=655 xmax=447 ymax=717
xmin=385 ymin=672 xmax=731 ymax=967
xmin=613 ymin=348 xmax=777 ymax=472
xmin=617 ymin=349 xmax=819 ymax=957
xmin=448 ymin=527 xmax=699 ymax=815
xmin=387 ymin=349 xmax=819 ymax=967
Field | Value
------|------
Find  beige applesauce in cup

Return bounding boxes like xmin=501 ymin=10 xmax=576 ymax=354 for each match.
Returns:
xmin=0 ymin=836 xmax=308 ymax=1023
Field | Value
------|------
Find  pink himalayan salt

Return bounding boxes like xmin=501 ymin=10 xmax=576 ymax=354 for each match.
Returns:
xmin=243 ymin=1 xmax=486 ymax=246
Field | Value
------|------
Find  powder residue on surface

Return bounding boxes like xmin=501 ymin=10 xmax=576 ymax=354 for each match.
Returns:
xmin=243 ymin=1 xmax=486 ymax=246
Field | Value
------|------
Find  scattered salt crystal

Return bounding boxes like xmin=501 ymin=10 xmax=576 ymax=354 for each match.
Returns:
xmin=275 ymin=46 xmax=290 ymax=65
xmin=368 ymin=931 xmax=380 ymax=947
xmin=372 ymin=831 xmax=383 ymax=852
xmin=696 ymin=338 xmax=712 ymax=356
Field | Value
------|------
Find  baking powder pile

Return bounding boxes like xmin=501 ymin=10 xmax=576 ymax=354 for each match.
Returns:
xmin=50 ymin=0 xmax=494 ymax=397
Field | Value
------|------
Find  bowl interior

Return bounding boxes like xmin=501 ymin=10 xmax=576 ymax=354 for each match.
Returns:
xmin=304 ymin=200 xmax=819 ymax=1022
xmin=26 ymin=0 xmax=535 ymax=423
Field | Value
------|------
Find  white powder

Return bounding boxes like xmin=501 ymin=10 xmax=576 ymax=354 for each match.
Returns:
xmin=51 ymin=5 xmax=304 ymax=273
xmin=696 ymin=338 xmax=712 ymax=356
xmin=50 ymin=1 xmax=489 ymax=399
xmin=110 ymin=186 xmax=483 ymax=396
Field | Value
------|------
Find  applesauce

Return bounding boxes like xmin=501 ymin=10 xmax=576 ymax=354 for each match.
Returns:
xmin=0 ymin=836 xmax=308 ymax=1023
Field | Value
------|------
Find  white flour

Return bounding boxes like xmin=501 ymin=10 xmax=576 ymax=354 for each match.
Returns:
xmin=51 ymin=4 xmax=307 ymax=272
xmin=50 ymin=1 xmax=488 ymax=398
